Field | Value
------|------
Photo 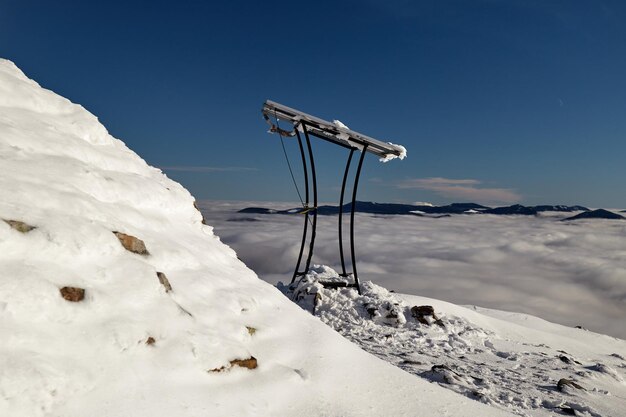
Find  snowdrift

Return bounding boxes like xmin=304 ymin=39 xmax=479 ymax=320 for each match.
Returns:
xmin=0 ymin=59 xmax=513 ymax=416
xmin=283 ymin=266 xmax=626 ymax=417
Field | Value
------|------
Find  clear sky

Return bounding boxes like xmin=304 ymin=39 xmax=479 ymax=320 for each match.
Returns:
xmin=2 ymin=0 xmax=625 ymax=207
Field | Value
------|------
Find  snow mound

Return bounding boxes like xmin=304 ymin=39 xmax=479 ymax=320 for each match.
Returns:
xmin=379 ymin=142 xmax=407 ymax=162
xmin=281 ymin=266 xmax=626 ymax=417
xmin=332 ymin=119 xmax=349 ymax=130
xmin=0 ymin=59 xmax=513 ymax=417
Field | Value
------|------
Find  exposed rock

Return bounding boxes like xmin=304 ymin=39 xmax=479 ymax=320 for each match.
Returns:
xmin=411 ymin=305 xmax=445 ymax=327
xmin=156 ymin=271 xmax=172 ymax=292
xmin=3 ymin=219 xmax=36 ymax=233
xmin=193 ymin=200 xmax=207 ymax=225
xmin=559 ymin=355 xmax=572 ymax=364
xmin=209 ymin=356 xmax=258 ymax=372
xmin=557 ymin=378 xmax=584 ymax=391
xmin=412 ymin=305 xmax=435 ymax=316
xmin=246 ymin=326 xmax=256 ymax=336
xmin=231 ymin=357 xmax=257 ymax=369
xmin=59 ymin=286 xmax=85 ymax=302
xmin=145 ymin=336 xmax=156 ymax=345
xmin=470 ymin=390 xmax=485 ymax=400
xmin=427 ymin=364 xmax=460 ymax=384
xmin=557 ymin=354 xmax=581 ymax=365
xmin=113 ymin=231 xmax=149 ymax=255
xmin=559 ymin=406 xmax=577 ymax=416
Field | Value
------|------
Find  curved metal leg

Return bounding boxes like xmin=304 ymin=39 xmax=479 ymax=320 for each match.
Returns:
xmin=350 ymin=145 xmax=368 ymax=295
xmin=291 ymin=129 xmax=310 ymax=284
xmin=302 ymin=123 xmax=318 ymax=275
xmin=338 ymin=148 xmax=355 ymax=277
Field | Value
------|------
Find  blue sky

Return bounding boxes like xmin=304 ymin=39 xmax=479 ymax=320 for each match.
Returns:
xmin=2 ymin=0 xmax=625 ymax=207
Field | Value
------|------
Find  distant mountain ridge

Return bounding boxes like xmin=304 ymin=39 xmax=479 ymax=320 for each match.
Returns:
xmin=239 ymin=202 xmax=590 ymax=216
xmin=562 ymin=209 xmax=625 ymax=221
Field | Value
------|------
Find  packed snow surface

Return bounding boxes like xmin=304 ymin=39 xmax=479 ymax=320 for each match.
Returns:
xmin=282 ymin=266 xmax=626 ymax=417
xmin=0 ymin=59 xmax=516 ymax=416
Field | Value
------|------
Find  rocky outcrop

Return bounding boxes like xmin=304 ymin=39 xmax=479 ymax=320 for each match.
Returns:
xmin=113 ymin=231 xmax=150 ymax=255
xmin=209 ymin=356 xmax=258 ymax=372
xmin=156 ymin=271 xmax=172 ymax=292
xmin=411 ymin=305 xmax=444 ymax=327
xmin=3 ymin=219 xmax=36 ymax=233
xmin=557 ymin=378 xmax=584 ymax=391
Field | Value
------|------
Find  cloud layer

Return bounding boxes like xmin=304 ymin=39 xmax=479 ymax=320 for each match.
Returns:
xmin=201 ymin=201 xmax=626 ymax=340
xmin=397 ymin=177 xmax=521 ymax=204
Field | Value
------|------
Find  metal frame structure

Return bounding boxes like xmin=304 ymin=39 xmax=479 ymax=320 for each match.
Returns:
xmin=262 ymin=100 xmax=405 ymax=295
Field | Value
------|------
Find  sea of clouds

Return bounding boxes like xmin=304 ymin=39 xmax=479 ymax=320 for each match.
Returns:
xmin=200 ymin=201 xmax=626 ymax=340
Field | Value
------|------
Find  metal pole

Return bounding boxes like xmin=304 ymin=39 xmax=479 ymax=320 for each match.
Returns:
xmin=338 ymin=148 xmax=355 ymax=277
xmin=302 ymin=122 xmax=318 ymax=275
xmin=291 ymin=129 xmax=310 ymax=284
xmin=350 ymin=145 xmax=368 ymax=295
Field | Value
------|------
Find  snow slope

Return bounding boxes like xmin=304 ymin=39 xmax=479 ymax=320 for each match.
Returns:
xmin=0 ymin=59 xmax=514 ymax=416
xmin=283 ymin=266 xmax=626 ymax=417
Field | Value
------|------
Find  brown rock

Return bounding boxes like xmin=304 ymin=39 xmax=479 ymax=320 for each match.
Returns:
xmin=209 ymin=356 xmax=258 ymax=373
xmin=4 ymin=219 xmax=36 ymax=233
xmin=60 ymin=287 xmax=85 ymax=302
xmin=230 ymin=356 xmax=257 ymax=369
xmin=193 ymin=201 xmax=207 ymax=225
xmin=145 ymin=336 xmax=156 ymax=345
xmin=156 ymin=272 xmax=172 ymax=292
xmin=113 ymin=231 xmax=149 ymax=255
xmin=411 ymin=305 xmax=445 ymax=327
xmin=557 ymin=378 xmax=585 ymax=391
xmin=246 ymin=326 xmax=256 ymax=336
xmin=412 ymin=305 xmax=435 ymax=316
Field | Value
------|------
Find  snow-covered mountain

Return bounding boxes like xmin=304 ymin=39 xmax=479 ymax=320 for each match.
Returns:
xmin=0 ymin=59 xmax=515 ymax=416
xmin=3 ymin=59 xmax=625 ymax=417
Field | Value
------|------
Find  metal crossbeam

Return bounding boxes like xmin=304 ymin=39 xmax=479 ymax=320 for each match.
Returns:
xmin=263 ymin=100 xmax=405 ymax=160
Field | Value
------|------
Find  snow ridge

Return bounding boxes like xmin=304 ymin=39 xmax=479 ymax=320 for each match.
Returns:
xmin=0 ymin=59 xmax=513 ymax=417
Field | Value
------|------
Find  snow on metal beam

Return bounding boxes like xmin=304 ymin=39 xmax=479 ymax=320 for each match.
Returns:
xmin=262 ymin=100 xmax=407 ymax=162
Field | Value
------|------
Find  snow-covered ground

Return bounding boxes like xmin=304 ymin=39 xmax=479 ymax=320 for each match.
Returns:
xmin=202 ymin=201 xmax=626 ymax=340
xmin=0 ymin=59 xmax=521 ymax=416
xmin=282 ymin=266 xmax=626 ymax=417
